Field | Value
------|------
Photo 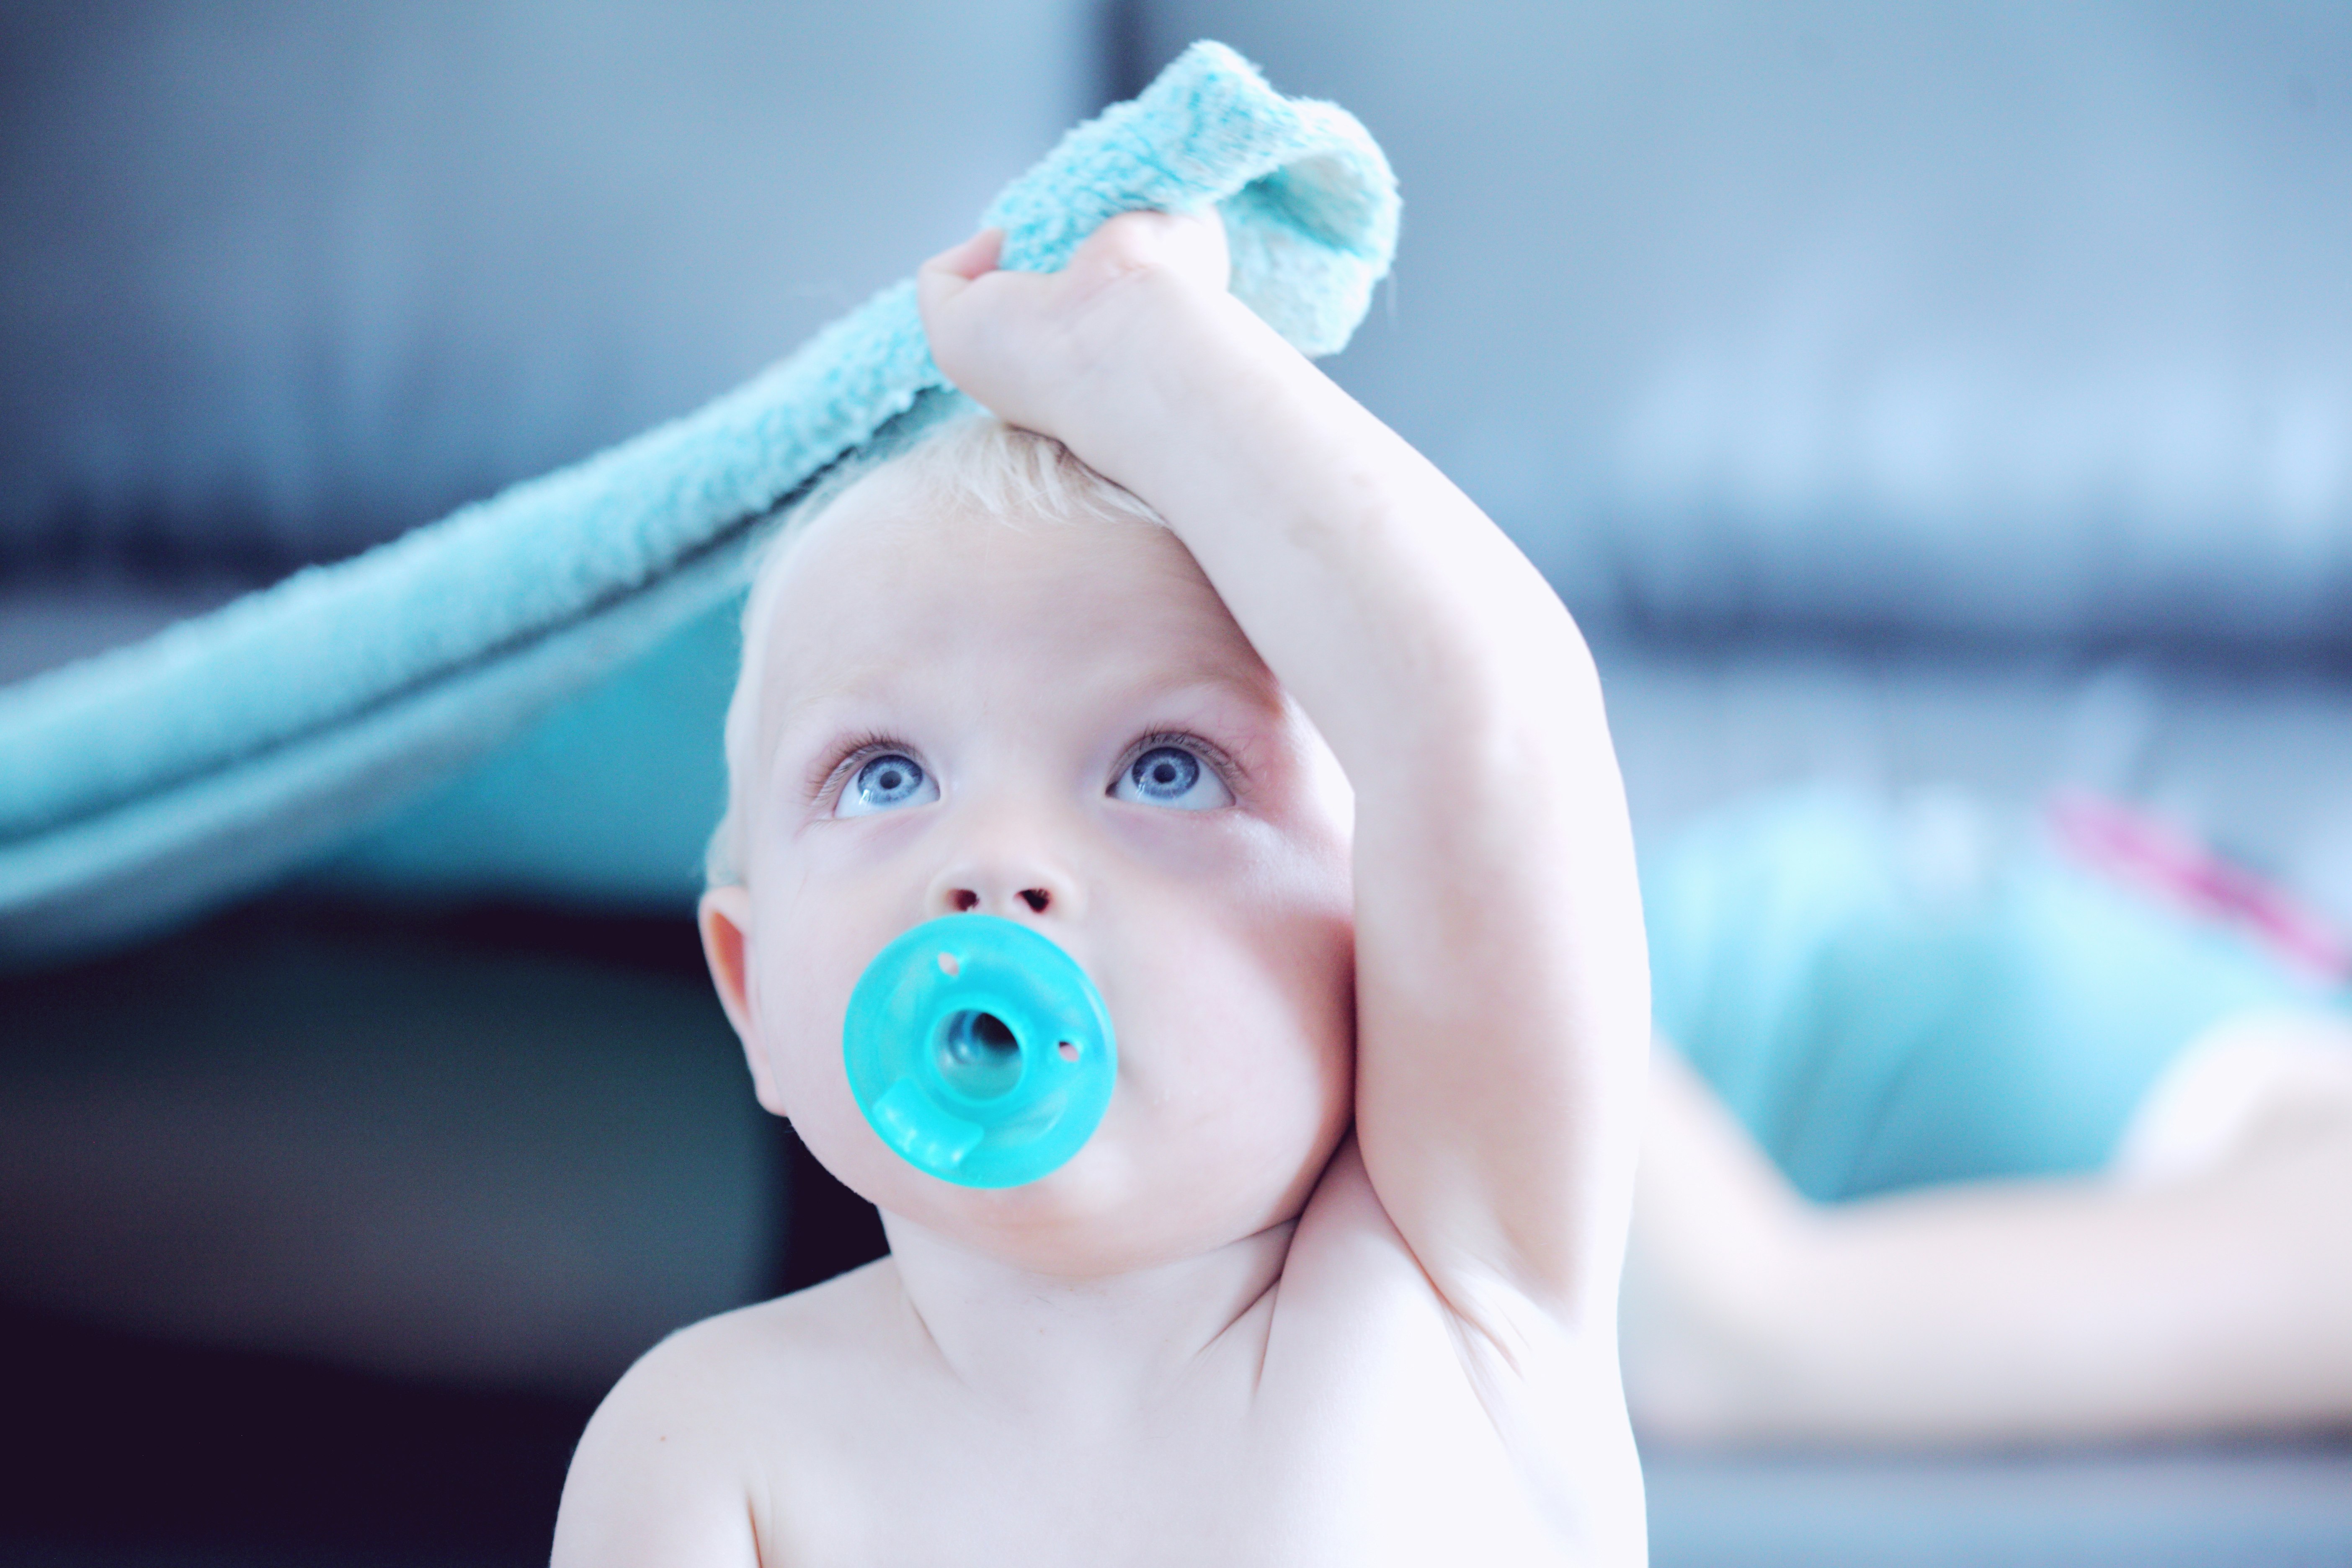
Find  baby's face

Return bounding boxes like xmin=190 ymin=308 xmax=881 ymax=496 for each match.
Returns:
xmin=711 ymin=469 xmax=1357 ymax=1276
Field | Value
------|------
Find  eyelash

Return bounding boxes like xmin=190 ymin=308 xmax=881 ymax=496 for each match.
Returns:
xmin=808 ymin=732 xmax=916 ymax=809
xmin=1115 ymin=730 xmax=1242 ymax=797
xmin=808 ymin=729 xmax=1243 ymax=808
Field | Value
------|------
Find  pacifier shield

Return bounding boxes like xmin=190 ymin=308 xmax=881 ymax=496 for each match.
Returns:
xmin=843 ymin=914 xmax=1117 ymax=1188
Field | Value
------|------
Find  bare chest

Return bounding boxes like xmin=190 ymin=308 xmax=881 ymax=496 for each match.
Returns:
xmin=752 ymin=1233 xmax=1599 ymax=1565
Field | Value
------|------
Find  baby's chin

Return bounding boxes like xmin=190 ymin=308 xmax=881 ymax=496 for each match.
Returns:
xmin=848 ymin=1120 xmax=1343 ymax=1280
xmin=886 ymin=1194 xmax=1299 ymax=1281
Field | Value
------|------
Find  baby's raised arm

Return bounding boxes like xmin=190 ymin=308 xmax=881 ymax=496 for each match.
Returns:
xmin=920 ymin=213 xmax=1649 ymax=1331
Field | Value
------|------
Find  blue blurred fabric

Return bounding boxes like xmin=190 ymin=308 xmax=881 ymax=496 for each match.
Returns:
xmin=1643 ymin=787 xmax=2344 ymax=1201
xmin=318 ymin=599 xmax=741 ymax=902
xmin=0 ymin=39 xmax=1398 ymax=965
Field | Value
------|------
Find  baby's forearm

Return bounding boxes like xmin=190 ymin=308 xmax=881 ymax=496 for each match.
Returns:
xmin=1046 ymin=258 xmax=1648 ymax=1312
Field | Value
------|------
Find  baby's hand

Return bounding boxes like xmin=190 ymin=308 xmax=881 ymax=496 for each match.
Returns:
xmin=917 ymin=209 xmax=1231 ymax=439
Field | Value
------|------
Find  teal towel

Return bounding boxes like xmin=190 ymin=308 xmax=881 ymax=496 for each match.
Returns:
xmin=0 ymin=42 xmax=1398 ymax=966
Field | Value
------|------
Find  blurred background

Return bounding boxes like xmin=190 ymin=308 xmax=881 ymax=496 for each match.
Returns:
xmin=2 ymin=2 xmax=2348 ymax=1563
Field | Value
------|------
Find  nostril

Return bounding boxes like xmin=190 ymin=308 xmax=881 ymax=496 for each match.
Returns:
xmin=952 ymin=889 xmax=979 ymax=912
xmin=1020 ymin=888 xmax=1050 ymax=913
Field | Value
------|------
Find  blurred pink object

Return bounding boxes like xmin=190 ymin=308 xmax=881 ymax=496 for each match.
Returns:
xmin=2047 ymin=791 xmax=2352 ymax=984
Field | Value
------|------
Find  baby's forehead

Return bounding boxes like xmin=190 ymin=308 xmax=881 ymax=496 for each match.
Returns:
xmin=749 ymin=465 xmax=1272 ymax=702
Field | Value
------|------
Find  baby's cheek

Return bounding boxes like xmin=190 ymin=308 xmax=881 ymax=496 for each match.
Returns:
xmin=745 ymin=891 xmax=871 ymax=1104
xmin=1183 ymin=890 xmax=1356 ymax=1117
xmin=1165 ymin=912 xmax=1357 ymax=1226
xmin=1232 ymin=828 xmax=1357 ymax=1030
xmin=755 ymin=963 xmax=913 ymax=1201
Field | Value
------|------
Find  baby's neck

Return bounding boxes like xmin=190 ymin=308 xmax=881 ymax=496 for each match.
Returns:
xmin=879 ymin=1214 xmax=1294 ymax=1419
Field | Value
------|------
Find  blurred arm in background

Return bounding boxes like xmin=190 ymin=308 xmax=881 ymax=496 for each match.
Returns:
xmin=1621 ymin=1029 xmax=2352 ymax=1445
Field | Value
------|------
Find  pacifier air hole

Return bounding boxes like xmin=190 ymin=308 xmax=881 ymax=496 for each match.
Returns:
xmin=939 ymin=1009 xmax=1023 ymax=1099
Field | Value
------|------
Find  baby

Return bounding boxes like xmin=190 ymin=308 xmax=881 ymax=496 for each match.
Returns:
xmin=552 ymin=210 xmax=1651 ymax=1564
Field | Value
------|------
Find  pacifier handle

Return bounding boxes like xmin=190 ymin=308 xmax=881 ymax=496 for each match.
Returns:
xmin=843 ymin=914 xmax=1117 ymax=1189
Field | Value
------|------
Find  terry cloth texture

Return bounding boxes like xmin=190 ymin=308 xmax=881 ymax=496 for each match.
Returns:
xmin=1643 ymin=787 xmax=2347 ymax=1202
xmin=0 ymin=41 xmax=1398 ymax=967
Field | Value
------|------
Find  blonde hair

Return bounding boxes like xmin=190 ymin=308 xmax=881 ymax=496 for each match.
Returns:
xmin=705 ymin=409 xmax=1165 ymax=887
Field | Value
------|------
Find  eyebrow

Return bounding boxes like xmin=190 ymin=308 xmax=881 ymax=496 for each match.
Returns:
xmin=771 ymin=673 xmax=897 ymax=729
xmin=771 ymin=669 xmax=1284 ymax=774
xmin=760 ymin=694 xmax=885 ymax=807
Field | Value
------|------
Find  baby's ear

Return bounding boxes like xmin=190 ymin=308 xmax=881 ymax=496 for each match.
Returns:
xmin=699 ymin=886 xmax=778 ymax=1103
xmin=696 ymin=888 xmax=762 ymax=1048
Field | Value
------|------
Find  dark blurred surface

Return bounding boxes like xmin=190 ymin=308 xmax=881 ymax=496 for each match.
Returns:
xmin=777 ymin=1122 xmax=890 ymax=1297
xmin=0 ymin=1298 xmax=593 ymax=1565
xmin=11 ymin=1 xmax=2349 ymax=654
xmin=1641 ymin=1437 xmax=2352 ymax=1568
xmin=0 ymin=0 xmax=1108 ymax=583
xmin=0 ymin=897 xmax=889 ymax=1563
xmin=1138 ymin=0 xmax=2352 ymax=656
xmin=0 ymin=899 xmax=773 ymax=1393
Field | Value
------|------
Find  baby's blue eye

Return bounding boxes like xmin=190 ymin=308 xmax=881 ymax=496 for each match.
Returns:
xmin=1111 ymin=744 xmax=1232 ymax=810
xmin=837 ymin=752 xmax=937 ymax=818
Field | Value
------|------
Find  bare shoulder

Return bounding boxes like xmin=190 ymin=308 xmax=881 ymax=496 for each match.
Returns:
xmin=552 ymin=1260 xmax=909 ymax=1568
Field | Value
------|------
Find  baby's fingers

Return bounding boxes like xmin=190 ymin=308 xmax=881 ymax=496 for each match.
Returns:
xmin=924 ymin=227 xmax=1003 ymax=285
xmin=918 ymin=227 xmax=1059 ymax=426
xmin=1076 ymin=209 xmax=1231 ymax=296
xmin=917 ymin=227 xmax=1005 ymax=320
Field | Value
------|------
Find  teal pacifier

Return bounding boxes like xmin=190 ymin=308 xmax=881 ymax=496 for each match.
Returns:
xmin=843 ymin=914 xmax=1117 ymax=1188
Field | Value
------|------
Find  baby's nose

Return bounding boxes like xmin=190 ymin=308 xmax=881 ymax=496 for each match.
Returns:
xmin=949 ymin=884 xmax=1052 ymax=915
xmin=928 ymin=854 xmax=1080 ymax=923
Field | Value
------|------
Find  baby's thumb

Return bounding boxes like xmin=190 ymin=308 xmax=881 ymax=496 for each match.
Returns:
xmin=918 ymin=229 xmax=1003 ymax=304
